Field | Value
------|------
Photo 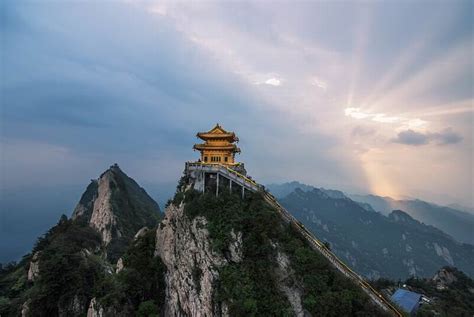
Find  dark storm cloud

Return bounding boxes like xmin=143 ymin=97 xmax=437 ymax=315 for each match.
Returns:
xmin=0 ymin=0 xmax=263 ymax=160
xmin=1 ymin=0 xmax=471 ymax=192
xmin=2 ymin=0 xmax=355 ymax=191
xmin=431 ymin=128 xmax=464 ymax=145
xmin=392 ymin=128 xmax=463 ymax=146
xmin=392 ymin=130 xmax=430 ymax=146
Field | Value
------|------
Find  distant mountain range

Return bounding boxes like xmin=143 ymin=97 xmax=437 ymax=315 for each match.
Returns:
xmin=348 ymin=194 xmax=474 ymax=245
xmin=268 ymin=181 xmax=474 ymax=245
xmin=267 ymin=182 xmax=474 ymax=280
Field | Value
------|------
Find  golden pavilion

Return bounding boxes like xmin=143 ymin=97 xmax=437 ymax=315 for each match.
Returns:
xmin=193 ymin=124 xmax=241 ymax=165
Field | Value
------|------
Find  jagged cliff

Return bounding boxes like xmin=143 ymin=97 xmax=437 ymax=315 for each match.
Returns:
xmin=72 ymin=164 xmax=161 ymax=260
xmin=0 ymin=165 xmax=162 ymax=317
xmin=1 ymin=166 xmax=388 ymax=316
xmin=155 ymin=203 xmax=228 ymax=316
xmin=150 ymin=184 xmax=386 ymax=316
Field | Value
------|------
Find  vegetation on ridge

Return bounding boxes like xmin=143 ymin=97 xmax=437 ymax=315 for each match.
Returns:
xmin=182 ymin=189 xmax=388 ymax=316
xmin=0 ymin=216 xmax=165 ymax=317
xmin=95 ymin=228 xmax=166 ymax=316
xmin=0 ymin=217 xmax=103 ymax=316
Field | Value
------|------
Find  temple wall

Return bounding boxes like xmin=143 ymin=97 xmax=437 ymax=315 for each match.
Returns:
xmin=201 ymin=150 xmax=235 ymax=164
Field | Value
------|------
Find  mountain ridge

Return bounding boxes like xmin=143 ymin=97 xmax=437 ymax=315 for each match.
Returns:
xmin=0 ymin=166 xmax=391 ymax=316
xmin=267 ymin=181 xmax=474 ymax=245
xmin=71 ymin=164 xmax=161 ymax=261
xmin=279 ymin=187 xmax=474 ymax=280
xmin=348 ymin=193 xmax=474 ymax=245
xmin=1 ymin=170 xmax=472 ymax=316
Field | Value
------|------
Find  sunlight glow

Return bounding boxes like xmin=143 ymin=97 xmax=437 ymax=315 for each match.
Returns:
xmin=344 ymin=108 xmax=428 ymax=129
xmin=363 ymin=41 xmax=471 ymax=113
xmin=359 ymin=149 xmax=401 ymax=200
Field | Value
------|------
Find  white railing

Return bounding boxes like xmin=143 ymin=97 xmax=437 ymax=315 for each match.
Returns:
xmin=186 ymin=162 xmax=261 ymax=192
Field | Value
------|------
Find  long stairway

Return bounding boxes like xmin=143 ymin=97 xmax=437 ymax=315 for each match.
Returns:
xmin=187 ymin=163 xmax=404 ymax=317
xmin=261 ymin=191 xmax=403 ymax=317
xmin=200 ymin=164 xmax=403 ymax=317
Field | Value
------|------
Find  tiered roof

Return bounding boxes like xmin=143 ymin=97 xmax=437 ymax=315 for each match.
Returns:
xmin=196 ymin=123 xmax=239 ymax=142
xmin=193 ymin=143 xmax=241 ymax=152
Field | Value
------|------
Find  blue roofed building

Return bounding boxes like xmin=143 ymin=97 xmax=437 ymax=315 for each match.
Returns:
xmin=391 ymin=289 xmax=422 ymax=316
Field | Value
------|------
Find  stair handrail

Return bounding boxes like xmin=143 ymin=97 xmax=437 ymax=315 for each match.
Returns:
xmin=262 ymin=191 xmax=403 ymax=317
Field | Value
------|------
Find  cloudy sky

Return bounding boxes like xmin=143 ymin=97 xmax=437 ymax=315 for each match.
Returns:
xmin=1 ymin=0 xmax=473 ymax=212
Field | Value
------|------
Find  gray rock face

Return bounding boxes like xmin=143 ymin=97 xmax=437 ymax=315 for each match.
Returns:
xmin=115 ymin=257 xmax=124 ymax=274
xmin=71 ymin=165 xmax=160 ymax=257
xmin=87 ymin=298 xmax=103 ymax=317
xmin=155 ymin=203 xmax=242 ymax=316
xmin=72 ymin=180 xmax=98 ymax=220
xmin=86 ymin=297 xmax=126 ymax=317
xmin=228 ymin=230 xmax=243 ymax=262
xmin=21 ymin=300 xmax=30 ymax=317
xmin=58 ymin=294 xmax=88 ymax=317
xmin=275 ymin=249 xmax=304 ymax=317
xmin=88 ymin=172 xmax=120 ymax=245
xmin=27 ymin=252 xmax=41 ymax=282
xmin=134 ymin=226 xmax=150 ymax=240
xmin=433 ymin=267 xmax=458 ymax=286
xmin=153 ymin=200 xmax=310 ymax=317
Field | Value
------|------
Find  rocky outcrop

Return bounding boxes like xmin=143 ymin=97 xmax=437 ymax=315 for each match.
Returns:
xmin=433 ymin=267 xmax=458 ymax=287
xmin=27 ymin=252 xmax=41 ymax=282
xmin=155 ymin=203 xmax=243 ymax=316
xmin=71 ymin=164 xmax=160 ymax=255
xmin=86 ymin=297 xmax=129 ymax=317
xmin=87 ymin=298 xmax=103 ymax=317
xmin=58 ymin=294 xmax=88 ymax=317
xmin=275 ymin=249 xmax=304 ymax=317
xmin=88 ymin=173 xmax=119 ymax=245
xmin=72 ymin=181 xmax=98 ymax=221
xmin=228 ymin=229 xmax=243 ymax=262
xmin=115 ymin=257 xmax=124 ymax=273
xmin=21 ymin=300 xmax=30 ymax=317
xmin=134 ymin=226 xmax=149 ymax=240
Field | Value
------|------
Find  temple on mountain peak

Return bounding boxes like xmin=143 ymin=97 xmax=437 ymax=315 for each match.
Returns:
xmin=193 ymin=123 xmax=241 ymax=165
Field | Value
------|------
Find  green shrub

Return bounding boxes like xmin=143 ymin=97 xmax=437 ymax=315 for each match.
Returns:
xmin=94 ymin=229 xmax=166 ymax=313
xmin=137 ymin=300 xmax=159 ymax=317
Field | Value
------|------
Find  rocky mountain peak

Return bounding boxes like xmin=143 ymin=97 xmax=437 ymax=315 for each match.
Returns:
xmin=148 ymin=181 xmax=388 ymax=316
xmin=388 ymin=209 xmax=417 ymax=224
xmin=71 ymin=164 xmax=160 ymax=258
xmin=319 ymin=188 xmax=349 ymax=199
